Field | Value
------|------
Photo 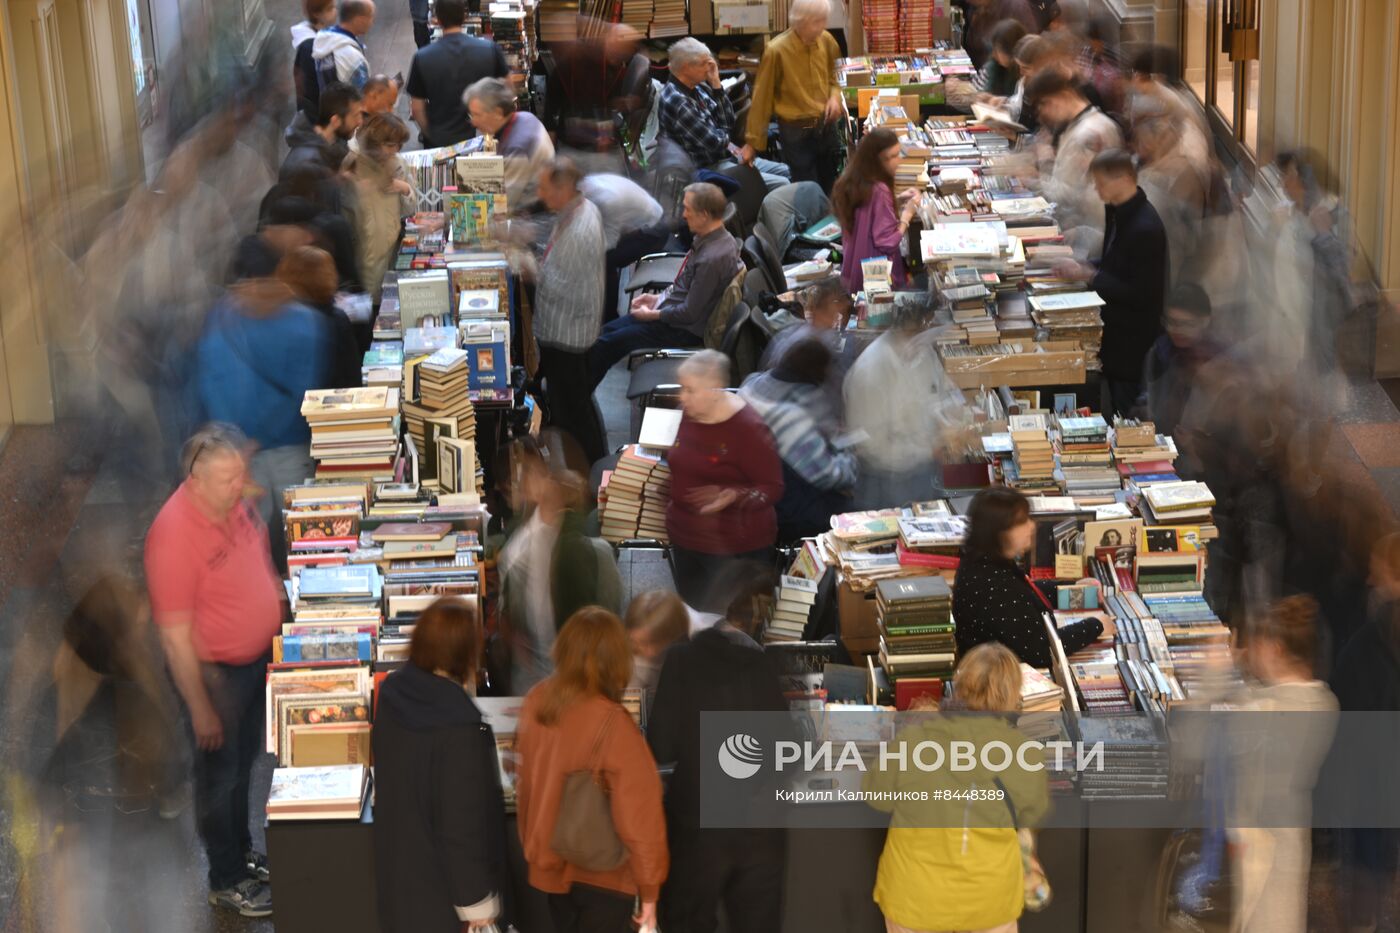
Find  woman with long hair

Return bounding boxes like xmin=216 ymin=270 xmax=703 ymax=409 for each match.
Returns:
xmin=372 ymin=597 xmax=507 ymax=932
xmin=515 ymin=607 xmax=668 ymax=933
xmin=831 ymin=127 xmax=920 ymax=293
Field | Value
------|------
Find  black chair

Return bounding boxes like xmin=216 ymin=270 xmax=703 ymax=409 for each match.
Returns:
xmin=745 ymin=231 xmax=786 ymax=296
xmin=625 ymin=350 xmax=696 ymax=439
xmin=713 ymin=163 xmax=767 ymax=239
xmin=623 ymin=251 xmax=686 ymax=298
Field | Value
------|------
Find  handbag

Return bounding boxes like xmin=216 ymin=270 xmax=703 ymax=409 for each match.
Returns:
xmin=994 ymin=777 xmax=1052 ymax=912
xmin=550 ymin=709 xmax=627 ymax=872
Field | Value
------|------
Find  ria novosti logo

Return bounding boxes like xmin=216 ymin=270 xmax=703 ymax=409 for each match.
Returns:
xmin=717 ymin=733 xmax=764 ymax=779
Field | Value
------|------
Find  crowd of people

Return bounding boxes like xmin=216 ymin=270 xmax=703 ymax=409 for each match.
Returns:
xmin=8 ymin=0 xmax=1400 ymax=932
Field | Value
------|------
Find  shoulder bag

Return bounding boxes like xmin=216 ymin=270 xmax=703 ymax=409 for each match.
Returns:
xmin=994 ymin=776 xmax=1052 ymax=912
xmin=550 ymin=708 xmax=627 ymax=872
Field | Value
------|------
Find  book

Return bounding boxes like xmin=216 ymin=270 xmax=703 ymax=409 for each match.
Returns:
xmin=301 ymin=387 xmax=399 ymax=422
xmin=286 ymin=722 xmax=373 ymax=767
xmin=266 ymin=764 xmax=368 ymax=820
xmin=274 ymin=632 xmax=374 ymax=663
xmin=372 ymin=521 xmax=452 ymax=542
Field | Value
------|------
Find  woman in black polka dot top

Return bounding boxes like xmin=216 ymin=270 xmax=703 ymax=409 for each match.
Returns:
xmin=952 ymin=487 xmax=1104 ymax=668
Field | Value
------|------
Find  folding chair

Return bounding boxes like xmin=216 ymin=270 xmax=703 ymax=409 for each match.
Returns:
xmin=623 ymin=252 xmax=686 ymax=299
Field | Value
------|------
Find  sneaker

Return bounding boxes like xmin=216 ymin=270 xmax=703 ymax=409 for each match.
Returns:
xmin=157 ymin=784 xmax=191 ymax=820
xmin=208 ymin=878 xmax=273 ymax=918
xmin=245 ymin=850 xmax=270 ymax=883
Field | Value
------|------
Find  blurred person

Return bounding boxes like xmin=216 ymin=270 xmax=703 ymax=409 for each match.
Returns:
xmin=953 ymin=487 xmax=1105 ymax=665
xmin=291 ymin=0 xmax=336 ymax=48
xmin=532 ymin=156 xmax=608 ymax=464
xmin=1025 ymin=68 xmax=1122 ymax=254
xmin=667 ymin=351 xmax=783 ymax=612
xmin=407 ymin=0 xmax=509 ymax=148
xmin=465 ymin=76 xmax=556 ymax=208
xmin=1268 ymin=150 xmax=1352 ymax=384
xmin=262 ymin=182 xmax=363 ymax=295
xmin=759 ymin=278 xmax=852 ymax=373
xmin=968 ymin=19 xmax=1027 ymax=100
xmin=515 ymin=608 xmax=668 ymax=933
xmin=196 ymin=237 xmax=332 ymax=565
xmin=965 ymin=0 xmax=1038 ymax=69
xmin=1054 ymin=148 xmax=1167 ymax=416
xmin=144 ymin=424 xmax=283 ymax=918
xmin=313 ymin=0 xmax=375 ymax=93
xmin=277 ymin=243 xmax=362 ymax=387
xmin=343 ymin=112 xmax=417 ymax=301
xmin=832 ymin=127 xmax=919 ymax=292
xmin=361 ymin=73 xmax=399 ymax=116
xmin=1330 ymin=534 xmax=1400 ymax=933
xmin=658 ymin=38 xmax=791 ymax=191
xmin=1229 ymin=595 xmax=1339 ymax=933
xmin=843 ymin=299 xmax=970 ymax=509
xmin=373 ymin=598 xmax=508 ymax=932
xmin=410 ymin=0 xmax=431 ymax=47
xmin=1126 ymin=46 xmax=1210 ymax=167
xmin=578 ymin=171 xmax=667 ymax=322
xmin=996 ymin=32 xmax=1110 ymax=131
xmin=1133 ymin=111 xmax=1209 ymax=289
xmin=1026 ymin=0 xmax=1060 ymax=31
xmin=545 ymin=22 xmax=649 ymax=153
xmin=624 ymin=589 xmax=691 ymax=699
xmin=741 ymin=0 xmax=845 ymax=191
xmin=282 ymin=81 xmax=364 ymax=179
xmin=499 ymin=436 xmax=622 ymax=694
xmin=587 ymin=183 xmax=741 ymax=386
xmin=740 ymin=338 xmax=856 ymax=541
xmin=864 ymin=642 xmax=1050 ymax=933
xmin=647 ymin=567 xmax=789 ymax=933
xmin=1140 ymin=284 xmax=1220 ymax=436
xmin=1083 ymin=13 xmax=1124 ymax=115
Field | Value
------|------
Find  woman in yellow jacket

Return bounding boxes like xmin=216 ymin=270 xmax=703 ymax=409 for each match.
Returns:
xmin=864 ymin=643 xmax=1050 ymax=933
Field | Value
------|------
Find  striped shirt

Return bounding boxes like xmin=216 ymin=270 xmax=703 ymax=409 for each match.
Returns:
xmin=534 ymin=197 xmax=606 ymax=352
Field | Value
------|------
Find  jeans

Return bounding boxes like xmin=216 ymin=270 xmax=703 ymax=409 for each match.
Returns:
xmin=412 ymin=19 xmax=431 ymax=48
xmin=713 ymin=157 xmax=791 ymax=192
xmin=539 ymin=344 xmax=609 ymax=465
xmin=775 ymin=121 xmax=840 ymax=192
xmin=670 ymin=546 xmax=772 ymax=613
xmin=606 ymin=223 xmax=673 ymax=322
xmin=194 ymin=653 xmax=270 ymax=890
xmin=587 ymin=315 xmax=703 ymax=388
xmin=546 ymin=884 xmax=636 ymax=933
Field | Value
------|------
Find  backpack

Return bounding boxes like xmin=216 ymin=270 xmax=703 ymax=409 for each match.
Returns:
xmin=294 ymin=36 xmax=320 ymax=120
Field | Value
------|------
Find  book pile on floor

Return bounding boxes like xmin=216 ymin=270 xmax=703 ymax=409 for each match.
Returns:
xmin=282 ymin=481 xmax=370 ymax=568
xmin=876 ymin=575 xmax=955 ymax=705
xmin=766 ymin=574 xmax=818 ymax=643
xmin=302 ymin=387 xmax=403 ymax=481
xmin=599 ymin=446 xmax=671 ymax=542
xmin=267 ymin=763 xmax=371 ymax=821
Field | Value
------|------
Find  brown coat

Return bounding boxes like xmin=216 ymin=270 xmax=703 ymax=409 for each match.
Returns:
xmin=515 ymin=689 xmax=669 ymax=901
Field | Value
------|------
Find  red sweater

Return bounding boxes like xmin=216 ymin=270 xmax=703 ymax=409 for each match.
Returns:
xmin=666 ymin=403 xmax=783 ymax=554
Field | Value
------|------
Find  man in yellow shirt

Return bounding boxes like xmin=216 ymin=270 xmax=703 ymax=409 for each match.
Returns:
xmin=740 ymin=0 xmax=846 ymax=190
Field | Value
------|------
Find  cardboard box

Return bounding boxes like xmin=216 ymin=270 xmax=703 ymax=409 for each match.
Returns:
xmin=690 ymin=0 xmax=714 ymax=35
xmin=942 ymin=341 xmax=1087 ymax=389
xmin=837 ymin=579 xmax=880 ymax=657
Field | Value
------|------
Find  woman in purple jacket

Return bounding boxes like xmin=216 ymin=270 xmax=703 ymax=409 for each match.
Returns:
xmin=832 ymin=127 xmax=920 ymax=293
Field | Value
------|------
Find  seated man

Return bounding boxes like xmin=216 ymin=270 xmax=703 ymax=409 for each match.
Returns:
xmin=658 ymin=37 xmax=790 ymax=192
xmin=587 ymin=182 xmax=741 ymax=387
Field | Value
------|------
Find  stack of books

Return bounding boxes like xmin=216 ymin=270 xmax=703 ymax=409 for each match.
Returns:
xmin=1075 ymin=716 xmax=1170 ymax=800
xmin=767 ymin=575 xmax=818 ymax=643
xmin=264 ymin=643 xmax=373 ymax=768
xmin=403 ymin=345 xmax=480 ymax=494
xmin=1019 ymin=663 xmax=1064 ymax=712
xmin=876 ymin=576 xmax=956 ymax=691
xmin=302 ymin=387 xmax=402 ymax=481
xmin=818 ymin=510 xmax=905 ymax=585
xmin=282 ymin=481 xmax=369 ymax=568
xmin=860 ymin=0 xmax=900 ymax=54
xmin=620 ymin=0 xmax=651 ymax=32
xmin=899 ymin=0 xmax=936 ymax=50
xmin=650 ymin=0 xmax=688 ymax=36
xmin=1139 ymin=480 xmax=1215 ymax=528
xmin=1028 ymin=292 xmax=1104 ymax=372
xmin=895 ymin=512 xmax=966 ymax=573
xmin=267 ymin=764 xmax=371 ymax=820
xmin=459 ymin=318 xmax=512 ymax=403
xmin=447 ymin=256 xmax=511 ymax=321
xmin=1009 ymin=418 xmax=1057 ymax=493
xmin=1055 ymin=414 xmax=1118 ymax=501
xmin=599 ymin=446 xmax=671 ymax=542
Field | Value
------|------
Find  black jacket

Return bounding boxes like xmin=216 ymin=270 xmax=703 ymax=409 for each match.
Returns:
xmin=952 ymin=554 xmax=1103 ymax=668
xmin=1093 ymin=187 xmax=1169 ymax=381
xmin=371 ymin=664 xmax=507 ymax=933
xmin=647 ymin=626 xmax=788 ymax=832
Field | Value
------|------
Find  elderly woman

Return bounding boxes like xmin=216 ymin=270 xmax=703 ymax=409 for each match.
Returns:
xmin=464 ymin=76 xmax=555 ymax=208
xmin=666 ymin=350 xmax=783 ymax=611
xmin=741 ymin=0 xmax=846 ymax=190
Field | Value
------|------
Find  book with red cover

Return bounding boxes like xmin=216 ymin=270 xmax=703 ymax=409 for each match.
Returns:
xmin=895 ymin=541 xmax=961 ymax=570
xmin=1116 ymin=459 xmax=1177 ymax=477
xmin=895 ymin=677 xmax=945 ymax=711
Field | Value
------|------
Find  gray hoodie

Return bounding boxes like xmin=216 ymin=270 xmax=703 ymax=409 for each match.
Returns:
xmin=312 ymin=28 xmax=369 ymax=92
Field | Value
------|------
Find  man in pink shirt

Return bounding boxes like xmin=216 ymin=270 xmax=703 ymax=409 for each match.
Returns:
xmin=144 ymin=423 xmax=284 ymax=917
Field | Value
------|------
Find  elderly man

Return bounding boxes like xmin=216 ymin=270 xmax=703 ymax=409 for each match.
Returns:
xmin=534 ymin=157 xmax=609 ymax=463
xmin=145 ymin=425 xmax=285 ymax=918
xmin=658 ymin=37 xmax=791 ymax=191
xmin=312 ymin=0 xmax=375 ymax=92
xmin=465 ymin=76 xmax=555 ymax=208
xmin=587 ymin=182 xmax=742 ymax=386
xmin=741 ymin=0 xmax=845 ymax=190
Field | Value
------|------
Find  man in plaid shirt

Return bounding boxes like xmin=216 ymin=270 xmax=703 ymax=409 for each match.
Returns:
xmin=658 ymin=38 xmax=791 ymax=191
